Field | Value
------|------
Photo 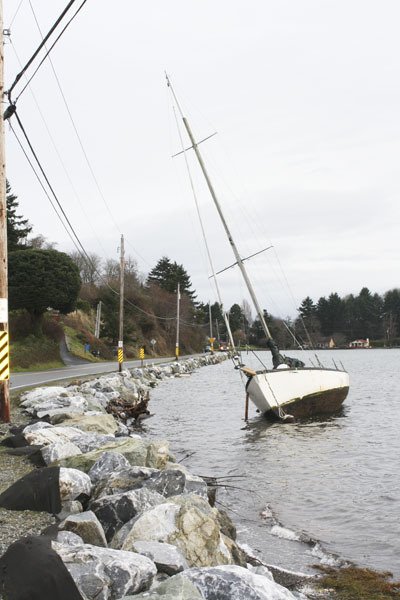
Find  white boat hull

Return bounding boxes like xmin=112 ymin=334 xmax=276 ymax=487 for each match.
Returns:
xmin=245 ymin=367 xmax=349 ymax=419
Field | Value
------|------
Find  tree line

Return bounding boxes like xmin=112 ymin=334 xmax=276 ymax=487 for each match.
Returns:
xmin=6 ymin=182 xmax=400 ymax=352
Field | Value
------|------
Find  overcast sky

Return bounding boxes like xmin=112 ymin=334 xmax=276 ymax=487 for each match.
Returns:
xmin=4 ymin=0 xmax=400 ymax=319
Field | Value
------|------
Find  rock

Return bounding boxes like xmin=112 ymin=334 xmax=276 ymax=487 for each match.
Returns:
xmin=91 ymin=488 xmax=165 ymax=542
xmin=53 ymin=541 xmax=157 ymax=599
xmin=0 ymin=535 xmax=83 ymax=600
xmin=58 ymin=414 xmax=119 ymax=435
xmin=144 ymin=463 xmax=208 ymax=499
xmin=121 ymin=503 xmax=180 ymax=550
xmin=125 ymin=575 xmax=203 ymax=599
xmin=23 ymin=424 xmax=86 ymax=446
xmin=182 ymin=565 xmax=297 ymax=599
xmin=59 ymin=510 xmax=107 ymax=547
xmin=217 ymin=508 xmax=237 ymax=540
xmin=88 ymin=452 xmax=131 ymax=485
xmin=131 ymin=540 xmax=188 ymax=575
xmin=121 ymin=495 xmax=240 ymax=568
xmin=0 ymin=466 xmax=62 ymax=513
xmin=59 ymin=467 xmax=92 ymax=502
xmin=56 ymin=531 xmax=84 ymax=546
xmin=91 ymin=465 xmax=156 ymax=500
xmin=41 ymin=441 xmax=83 ymax=465
xmin=56 ymin=500 xmax=83 ymax=521
xmin=55 ymin=438 xmax=172 ymax=472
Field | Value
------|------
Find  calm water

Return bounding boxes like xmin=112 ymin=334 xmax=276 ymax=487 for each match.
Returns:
xmin=144 ymin=349 xmax=400 ymax=577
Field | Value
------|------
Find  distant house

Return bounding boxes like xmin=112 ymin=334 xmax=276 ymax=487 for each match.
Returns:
xmin=316 ymin=337 xmax=336 ymax=349
xmin=349 ymin=338 xmax=370 ymax=349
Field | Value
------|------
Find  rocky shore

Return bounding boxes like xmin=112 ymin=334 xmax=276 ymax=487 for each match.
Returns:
xmin=0 ymin=356 xmax=322 ymax=599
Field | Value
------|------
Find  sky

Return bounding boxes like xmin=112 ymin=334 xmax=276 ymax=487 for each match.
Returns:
xmin=3 ymin=0 xmax=400 ymax=320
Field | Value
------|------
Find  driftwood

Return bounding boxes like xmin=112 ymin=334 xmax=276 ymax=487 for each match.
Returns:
xmin=106 ymin=390 xmax=150 ymax=424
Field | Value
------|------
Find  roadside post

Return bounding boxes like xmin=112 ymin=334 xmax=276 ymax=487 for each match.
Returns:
xmin=209 ymin=336 xmax=215 ymax=354
xmin=0 ymin=12 xmax=10 ymax=422
xmin=139 ymin=346 xmax=145 ymax=368
xmin=117 ymin=341 xmax=123 ymax=370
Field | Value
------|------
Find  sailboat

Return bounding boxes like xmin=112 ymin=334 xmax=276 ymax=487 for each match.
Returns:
xmin=167 ymin=76 xmax=350 ymax=421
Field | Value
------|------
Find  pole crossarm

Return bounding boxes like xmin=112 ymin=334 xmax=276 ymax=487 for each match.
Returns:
xmin=172 ymin=132 xmax=217 ymax=158
xmin=209 ymin=245 xmax=274 ymax=278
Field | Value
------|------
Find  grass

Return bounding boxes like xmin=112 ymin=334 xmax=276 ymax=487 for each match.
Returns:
xmin=63 ymin=325 xmax=101 ymax=362
xmin=10 ymin=335 xmax=64 ymax=372
xmin=316 ymin=566 xmax=400 ymax=600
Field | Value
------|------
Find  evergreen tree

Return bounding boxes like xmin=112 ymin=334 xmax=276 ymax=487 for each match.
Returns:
xmin=6 ymin=181 xmax=32 ymax=251
xmin=9 ymin=249 xmax=81 ymax=334
xmin=147 ymin=256 xmax=196 ymax=300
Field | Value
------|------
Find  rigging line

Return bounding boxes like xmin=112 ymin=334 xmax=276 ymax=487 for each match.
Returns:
xmin=9 ymin=38 xmax=110 ymax=259
xmin=9 ymin=123 xmax=86 ymax=257
xmin=7 ymin=0 xmax=79 ymax=101
xmin=8 ymin=0 xmax=25 ymax=28
xmin=26 ymin=1 xmax=149 ymax=269
xmin=9 ymin=117 xmax=177 ymax=324
xmin=12 ymin=109 xmax=95 ymax=265
xmin=15 ymin=0 xmax=89 ymax=102
xmin=168 ymin=80 xmax=236 ymax=351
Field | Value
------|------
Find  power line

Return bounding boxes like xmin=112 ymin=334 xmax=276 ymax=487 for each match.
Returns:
xmin=9 ymin=121 xmax=87 ymax=256
xmin=7 ymin=0 xmax=79 ymax=101
xmin=24 ymin=0 xmax=150 ymax=268
xmin=8 ymin=0 xmax=25 ymax=29
xmin=15 ymin=0 xmax=89 ymax=102
xmin=9 ymin=37 xmax=111 ymax=259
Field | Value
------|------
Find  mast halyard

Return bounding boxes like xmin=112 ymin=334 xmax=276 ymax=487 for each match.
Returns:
xmin=166 ymin=75 xmax=272 ymax=343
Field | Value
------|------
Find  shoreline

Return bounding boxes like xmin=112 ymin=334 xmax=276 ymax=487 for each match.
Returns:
xmin=0 ymin=355 xmax=386 ymax=599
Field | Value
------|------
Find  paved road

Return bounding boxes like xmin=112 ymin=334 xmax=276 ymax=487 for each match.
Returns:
xmin=10 ymin=356 xmax=176 ymax=391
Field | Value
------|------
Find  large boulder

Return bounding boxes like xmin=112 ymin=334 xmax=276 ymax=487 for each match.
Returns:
xmin=59 ymin=467 xmax=92 ymax=502
xmin=130 ymin=540 xmax=188 ymax=575
xmin=143 ymin=463 xmax=208 ymax=499
xmin=121 ymin=495 xmax=241 ymax=568
xmin=91 ymin=465 xmax=156 ymax=500
xmin=58 ymin=414 xmax=119 ymax=435
xmin=59 ymin=511 xmax=107 ymax=547
xmin=129 ymin=565 xmax=296 ymax=599
xmin=56 ymin=438 xmax=171 ymax=472
xmin=90 ymin=488 xmax=164 ymax=542
xmin=53 ymin=541 xmax=157 ymax=599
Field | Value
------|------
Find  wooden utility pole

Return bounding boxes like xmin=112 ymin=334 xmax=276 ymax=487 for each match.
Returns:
xmin=0 ymin=6 xmax=10 ymax=423
xmin=175 ymin=282 xmax=180 ymax=361
xmin=94 ymin=301 xmax=102 ymax=338
xmin=118 ymin=235 xmax=124 ymax=372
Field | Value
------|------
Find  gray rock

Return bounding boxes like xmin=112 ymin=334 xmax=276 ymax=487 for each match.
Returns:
xmin=144 ymin=463 xmax=208 ymax=499
xmin=60 ymin=510 xmax=108 ymax=547
xmin=125 ymin=574 xmax=203 ymax=599
xmin=56 ymin=500 xmax=83 ymax=521
xmin=59 ymin=467 xmax=92 ymax=502
xmin=92 ymin=465 xmax=157 ymax=500
xmin=41 ymin=441 xmax=83 ymax=465
xmin=56 ymin=530 xmax=84 ymax=546
xmin=88 ymin=452 xmax=132 ymax=485
xmin=53 ymin=541 xmax=157 ymax=599
xmin=91 ymin=488 xmax=164 ymax=542
xmin=181 ymin=565 xmax=296 ymax=599
xmin=131 ymin=540 xmax=188 ymax=575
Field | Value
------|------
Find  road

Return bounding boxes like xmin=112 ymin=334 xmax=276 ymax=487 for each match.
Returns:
xmin=10 ymin=356 xmax=176 ymax=391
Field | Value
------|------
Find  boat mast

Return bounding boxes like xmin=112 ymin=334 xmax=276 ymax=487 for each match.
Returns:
xmin=167 ymin=76 xmax=272 ymax=342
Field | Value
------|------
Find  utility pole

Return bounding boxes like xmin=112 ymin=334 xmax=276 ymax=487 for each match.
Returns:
xmin=175 ymin=282 xmax=180 ymax=361
xmin=118 ymin=235 xmax=124 ymax=372
xmin=94 ymin=301 xmax=102 ymax=338
xmin=0 ymin=7 xmax=10 ymax=423
xmin=208 ymin=302 xmax=214 ymax=354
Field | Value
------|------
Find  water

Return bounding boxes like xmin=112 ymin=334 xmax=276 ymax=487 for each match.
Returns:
xmin=144 ymin=349 xmax=400 ymax=577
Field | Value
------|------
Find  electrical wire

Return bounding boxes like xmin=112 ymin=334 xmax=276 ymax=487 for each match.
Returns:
xmin=8 ymin=0 xmax=25 ymax=29
xmin=25 ymin=0 xmax=150 ymax=268
xmin=15 ymin=0 xmax=89 ymax=102
xmin=7 ymin=0 xmax=79 ymax=101
xmin=8 ymin=37 xmax=111 ymax=259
